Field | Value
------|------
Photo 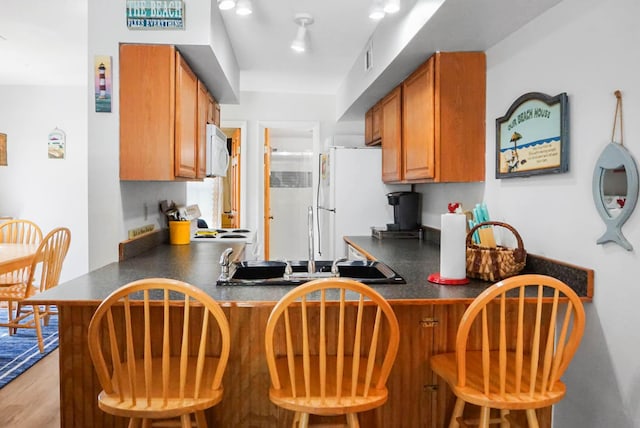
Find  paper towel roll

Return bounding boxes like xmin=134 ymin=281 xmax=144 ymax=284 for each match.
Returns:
xmin=440 ymin=213 xmax=467 ymax=279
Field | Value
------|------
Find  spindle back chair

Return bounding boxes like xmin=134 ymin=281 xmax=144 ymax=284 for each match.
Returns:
xmin=431 ymin=274 xmax=586 ymax=427
xmin=87 ymin=278 xmax=231 ymax=428
xmin=265 ymin=278 xmax=400 ymax=428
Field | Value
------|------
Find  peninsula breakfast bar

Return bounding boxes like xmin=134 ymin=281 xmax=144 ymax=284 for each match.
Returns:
xmin=28 ymin=235 xmax=592 ymax=427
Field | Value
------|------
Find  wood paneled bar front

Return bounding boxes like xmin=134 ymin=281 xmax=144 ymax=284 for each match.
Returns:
xmin=30 ymin=236 xmax=592 ymax=427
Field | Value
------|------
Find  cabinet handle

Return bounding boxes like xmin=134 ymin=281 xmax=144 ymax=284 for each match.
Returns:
xmin=419 ymin=318 xmax=439 ymax=328
xmin=423 ymin=384 xmax=439 ymax=392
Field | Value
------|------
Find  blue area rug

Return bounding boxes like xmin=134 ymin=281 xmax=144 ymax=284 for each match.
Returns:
xmin=0 ymin=307 xmax=58 ymax=389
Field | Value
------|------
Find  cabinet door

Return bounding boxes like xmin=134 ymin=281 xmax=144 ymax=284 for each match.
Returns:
xmin=120 ymin=44 xmax=175 ymax=180
xmin=364 ymin=108 xmax=374 ymax=146
xmin=436 ymin=52 xmax=486 ymax=182
xmin=359 ymin=305 xmax=435 ymax=427
xmin=402 ymin=57 xmax=435 ymax=180
xmin=372 ymin=102 xmax=382 ymax=143
xmin=381 ymin=86 xmax=403 ymax=183
xmin=175 ymin=51 xmax=198 ymax=179
xmin=196 ymin=81 xmax=209 ymax=179
xmin=206 ymin=93 xmax=215 ymax=124
xmin=213 ymin=101 xmax=221 ymax=127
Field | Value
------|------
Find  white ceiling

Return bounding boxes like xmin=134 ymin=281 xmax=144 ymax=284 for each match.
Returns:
xmin=220 ymin=0 xmax=414 ymax=94
xmin=0 ymin=0 xmax=86 ymax=86
xmin=0 ymin=0 xmax=564 ymax=118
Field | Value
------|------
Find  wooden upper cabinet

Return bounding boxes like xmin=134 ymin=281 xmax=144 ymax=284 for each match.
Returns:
xmin=435 ymin=52 xmax=486 ymax=182
xmin=402 ymin=56 xmax=435 ymax=181
xmin=382 ymin=51 xmax=486 ymax=183
xmin=120 ymin=44 xmax=214 ymax=181
xmin=174 ymin=51 xmax=198 ymax=179
xmin=196 ymin=81 xmax=209 ymax=179
xmin=381 ymin=86 xmax=403 ymax=182
xmin=213 ymin=101 xmax=221 ymax=127
xmin=365 ymin=108 xmax=374 ymax=145
xmin=372 ymin=102 xmax=382 ymax=144
xmin=120 ymin=44 xmax=176 ymax=180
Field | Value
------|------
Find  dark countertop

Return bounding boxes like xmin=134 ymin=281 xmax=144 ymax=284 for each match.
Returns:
xmin=29 ymin=235 xmax=591 ymax=306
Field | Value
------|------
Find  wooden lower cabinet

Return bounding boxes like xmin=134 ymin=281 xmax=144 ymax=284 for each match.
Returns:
xmin=57 ymin=303 xmax=551 ymax=427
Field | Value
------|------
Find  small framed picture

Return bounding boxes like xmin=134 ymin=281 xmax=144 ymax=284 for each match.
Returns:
xmin=94 ymin=55 xmax=112 ymax=113
xmin=0 ymin=133 xmax=7 ymax=166
xmin=496 ymin=92 xmax=569 ymax=178
xmin=48 ymin=128 xmax=66 ymax=159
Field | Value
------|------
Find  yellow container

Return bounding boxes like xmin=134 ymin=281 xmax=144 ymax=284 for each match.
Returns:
xmin=169 ymin=221 xmax=191 ymax=245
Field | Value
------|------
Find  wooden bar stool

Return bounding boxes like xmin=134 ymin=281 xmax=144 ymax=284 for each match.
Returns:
xmin=87 ymin=278 xmax=231 ymax=428
xmin=265 ymin=278 xmax=400 ymax=427
xmin=430 ymin=274 xmax=586 ymax=427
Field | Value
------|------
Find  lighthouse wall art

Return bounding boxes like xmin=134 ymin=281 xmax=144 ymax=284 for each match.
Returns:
xmin=94 ymin=55 xmax=112 ymax=113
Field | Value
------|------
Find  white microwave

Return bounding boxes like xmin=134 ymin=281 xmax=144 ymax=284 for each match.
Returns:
xmin=206 ymin=124 xmax=230 ymax=177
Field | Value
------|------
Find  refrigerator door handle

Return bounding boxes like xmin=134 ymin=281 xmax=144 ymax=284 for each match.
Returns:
xmin=316 ymin=153 xmax=323 ymax=256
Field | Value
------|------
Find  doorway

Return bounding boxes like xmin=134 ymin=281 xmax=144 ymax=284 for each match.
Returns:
xmin=186 ymin=127 xmax=242 ymax=229
xmin=263 ymin=125 xmax=316 ymax=260
xmin=221 ymin=127 xmax=241 ymax=228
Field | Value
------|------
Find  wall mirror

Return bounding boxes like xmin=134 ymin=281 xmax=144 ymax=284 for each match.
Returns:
xmin=592 ymin=142 xmax=639 ymax=251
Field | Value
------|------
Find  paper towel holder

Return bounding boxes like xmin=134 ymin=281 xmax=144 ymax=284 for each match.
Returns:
xmin=427 ymin=273 xmax=469 ymax=285
xmin=428 ymin=207 xmax=470 ymax=285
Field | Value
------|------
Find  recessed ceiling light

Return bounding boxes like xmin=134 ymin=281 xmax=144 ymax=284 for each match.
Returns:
xmin=218 ymin=0 xmax=236 ymax=11
xmin=235 ymin=0 xmax=252 ymax=15
xmin=384 ymin=0 xmax=400 ymax=14
xmin=369 ymin=1 xmax=386 ymax=20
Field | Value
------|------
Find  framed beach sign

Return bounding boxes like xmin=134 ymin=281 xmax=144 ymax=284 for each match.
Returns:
xmin=496 ymin=92 xmax=569 ymax=178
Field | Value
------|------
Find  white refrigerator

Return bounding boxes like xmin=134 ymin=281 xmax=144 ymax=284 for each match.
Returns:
xmin=316 ymin=146 xmax=409 ymax=259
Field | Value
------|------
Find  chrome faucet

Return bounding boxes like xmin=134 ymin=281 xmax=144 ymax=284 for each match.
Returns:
xmin=331 ymin=257 xmax=348 ymax=276
xmin=219 ymin=247 xmax=234 ymax=280
xmin=307 ymin=206 xmax=315 ymax=274
xmin=280 ymin=258 xmax=293 ymax=280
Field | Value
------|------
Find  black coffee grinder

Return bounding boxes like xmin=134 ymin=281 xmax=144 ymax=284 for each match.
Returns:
xmin=386 ymin=191 xmax=420 ymax=231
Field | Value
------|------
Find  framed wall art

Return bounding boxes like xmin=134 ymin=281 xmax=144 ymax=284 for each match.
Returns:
xmin=48 ymin=127 xmax=66 ymax=159
xmin=0 ymin=133 xmax=7 ymax=166
xmin=94 ymin=55 xmax=112 ymax=113
xmin=496 ymin=92 xmax=569 ymax=178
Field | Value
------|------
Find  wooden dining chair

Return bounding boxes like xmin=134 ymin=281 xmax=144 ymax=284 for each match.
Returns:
xmin=0 ymin=219 xmax=42 ymax=286
xmin=29 ymin=227 xmax=71 ymax=327
xmin=265 ymin=278 xmax=400 ymax=428
xmin=0 ymin=227 xmax=70 ymax=352
xmin=87 ymin=278 xmax=231 ymax=428
xmin=430 ymin=274 xmax=586 ymax=428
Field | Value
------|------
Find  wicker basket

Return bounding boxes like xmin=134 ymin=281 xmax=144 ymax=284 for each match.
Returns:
xmin=466 ymin=221 xmax=526 ymax=282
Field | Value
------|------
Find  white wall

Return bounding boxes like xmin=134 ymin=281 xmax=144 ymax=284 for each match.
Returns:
xmin=0 ymin=86 xmax=89 ymax=282
xmin=417 ymin=0 xmax=639 ymax=425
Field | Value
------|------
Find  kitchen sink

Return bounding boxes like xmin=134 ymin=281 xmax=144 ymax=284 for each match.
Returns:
xmin=217 ymin=260 xmax=405 ymax=286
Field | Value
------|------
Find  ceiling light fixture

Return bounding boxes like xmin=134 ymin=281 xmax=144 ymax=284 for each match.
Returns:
xmin=217 ymin=0 xmax=236 ymax=11
xmin=384 ymin=0 xmax=401 ymax=14
xmin=291 ymin=13 xmax=314 ymax=53
xmin=369 ymin=0 xmax=386 ymax=20
xmin=235 ymin=0 xmax=253 ymax=16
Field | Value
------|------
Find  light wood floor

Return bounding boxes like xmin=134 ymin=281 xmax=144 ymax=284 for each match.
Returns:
xmin=0 ymin=349 xmax=60 ymax=427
